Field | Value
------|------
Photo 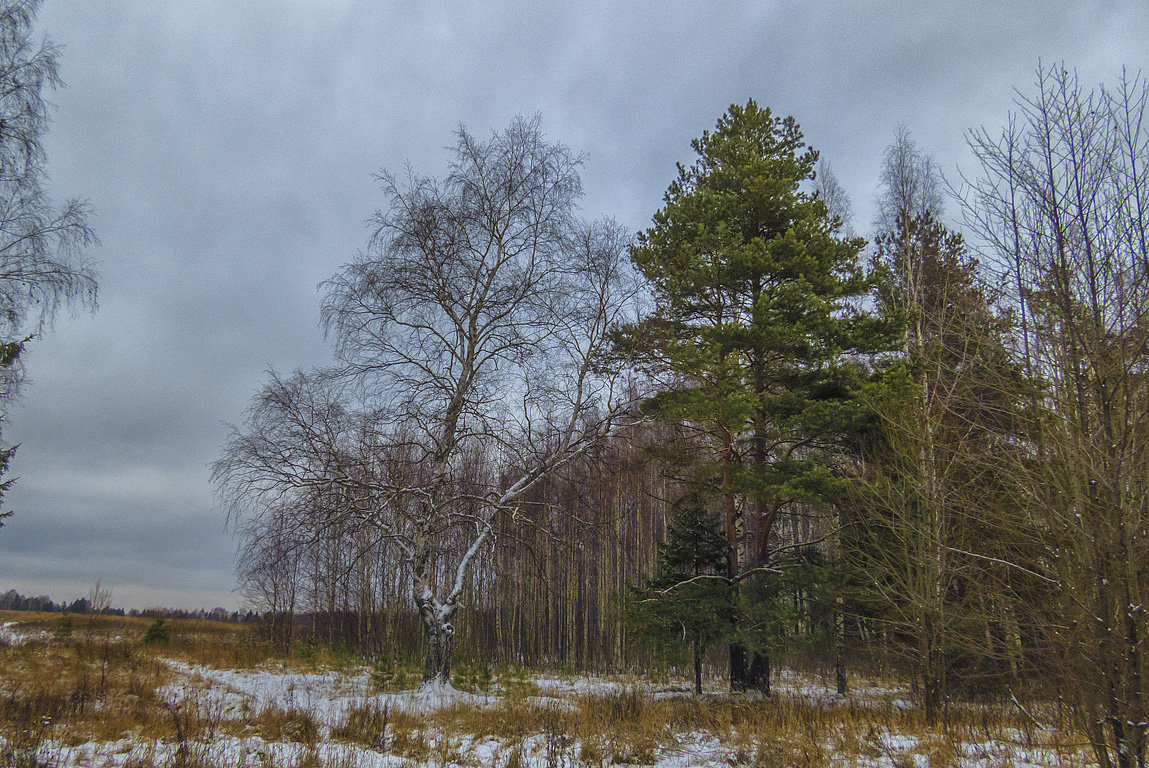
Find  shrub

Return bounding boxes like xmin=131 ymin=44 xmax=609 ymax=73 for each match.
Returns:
xmin=452 ymin=660 xmax=493 ymax=694
xmin=294 ymin=635 xmax=319 ymax=662
xmin=141 ymin=618 xmax=170 ymax=645
xmin=327 ymin=643 xmax=357 ymax=669
xmin=54 ymin=615 xmax=73 ymax=640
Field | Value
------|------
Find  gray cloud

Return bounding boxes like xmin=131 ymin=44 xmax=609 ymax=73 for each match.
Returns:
xmin=1 ymin=0 xmax=1145 ymax=610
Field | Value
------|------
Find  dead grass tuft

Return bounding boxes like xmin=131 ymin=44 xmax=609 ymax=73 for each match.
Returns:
xmin=245 ymin=705 xmax=319 ymax=746
xmin=330 ymin=700 xmax=423 ymax=752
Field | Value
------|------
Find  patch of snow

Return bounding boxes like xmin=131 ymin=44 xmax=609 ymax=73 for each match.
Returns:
xmin=533 ymin=673 xmax=630 ymax=696
xmin=414 ymin=678 xmax=486 ymax=710
xmin=160 ymin=660 xmax=495 ymax=725
xmin=0 ymin=620 xmax=51 ymax=645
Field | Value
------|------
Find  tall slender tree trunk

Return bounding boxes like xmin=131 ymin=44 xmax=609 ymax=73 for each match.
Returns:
xmin=693 ymin=635 xmax=703 ymax=695
xmin=722 ymin=428 xmax=749 ymax=690
xmin=834 ymin=503 xmax=848 ymax=695
xmin=835 ymin=596 xmax=848 ymax=695
xmin=921 ymin=614 xmax=945 ymax=726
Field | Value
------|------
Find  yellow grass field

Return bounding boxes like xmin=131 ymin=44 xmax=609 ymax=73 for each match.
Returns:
xmin=0 ymin=611 xmax=1095 ymax=767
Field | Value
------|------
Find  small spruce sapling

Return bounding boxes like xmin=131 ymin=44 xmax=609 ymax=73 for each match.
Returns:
xmin=142 ymin=618 xmax=170 ymax=645
xmin=628 ymin=491 xmax=733 ymax=693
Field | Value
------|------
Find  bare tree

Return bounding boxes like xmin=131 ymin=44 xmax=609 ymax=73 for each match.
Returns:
xmin=839 ymin=125 xmax=1038 ymax=722
xmin=960 ymin=64 xmax=1149 ymax=768
xmin=875 ymin=125 xmax=944 ymax=237
xmin=0 ymin=0 xmax=97 ymax=389
xmin=855 ymin=212 xmax=1027 ymax=722
xmin=867 ymin=131 xmax=962 ymax=721
xmin=215 ymin=117 xmax=638 ymax=688
xmin=0 ymin=0 xmax=97 ymax=531
xmin=814 ymin=158 xmax=855 ymax=237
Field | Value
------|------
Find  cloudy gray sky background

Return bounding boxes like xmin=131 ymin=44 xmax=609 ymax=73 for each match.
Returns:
xmin=0 ymin=1 xmax=1145 ymax=611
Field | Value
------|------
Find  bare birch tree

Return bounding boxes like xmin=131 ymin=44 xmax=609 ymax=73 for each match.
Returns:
xmin=814 ymin=158 xmax=855 ymax=237
xmin=0 ymin=0 xmax=96 ymax=386
xmin=961 ymin=64 xmax=1149 ymax=768
xmin=856 ymin=212 xmax=1027 ymax=721
xmin=215 ymin=117 xmax=638 ymax=687
xmin=0 ymin=0 xmax=97 ymax=531
xmin=875 ymin=125 xmax=944 ymax=236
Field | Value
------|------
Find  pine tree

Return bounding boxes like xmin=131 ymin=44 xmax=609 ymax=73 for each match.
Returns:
xmin=625 ymin=101 xmax=894 ymax=691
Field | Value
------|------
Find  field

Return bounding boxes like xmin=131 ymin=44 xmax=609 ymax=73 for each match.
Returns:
xmin=0 ymin=612 xmax=1094 ymax=767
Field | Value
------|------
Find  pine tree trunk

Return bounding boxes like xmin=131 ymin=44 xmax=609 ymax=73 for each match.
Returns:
xmin=747 ymin=651 xmax=770 ymax=695
xmin=693 ymin=636 xmax=702 ymax=695
xmin=729 ymin=643 xmax=748 ymax=691
xmin=835 ymin=598 xmax=847 ymax=695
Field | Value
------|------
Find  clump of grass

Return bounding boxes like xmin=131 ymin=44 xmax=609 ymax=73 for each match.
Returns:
xmin=0 ymin=711 xmax=55 ymax=768
xmin=1 ymin=641 xmax=164 ymax=741
xmin=575 ymin=688 xmax=660 ymax=766
xmin=388 ymin=715 xmax=431 ymax=762
xmin=495 ymin=740 xmax=527 ymax=768
xmin=331 ymin=701 xmax=424 ymax=752
xmin=920 ymin=734 xmax=960 ymax=768
xmin=247 ymin=705 xmax=319 ymax=746
xmin=497 ymin=664 xmax=540 ymax=700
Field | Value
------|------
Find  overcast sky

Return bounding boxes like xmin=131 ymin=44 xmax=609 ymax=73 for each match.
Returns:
xmin=0 ymin=1 xmax=1145 ymax=611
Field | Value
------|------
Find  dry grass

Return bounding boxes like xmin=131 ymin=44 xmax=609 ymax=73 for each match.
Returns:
xmin=0 ymin=613 xmax=1096 ymax=767
xmin=0 ymin=611 xmax=257 ymax=767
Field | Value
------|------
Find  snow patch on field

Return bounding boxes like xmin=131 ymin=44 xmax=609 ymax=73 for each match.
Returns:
xmin=0 ymin=620 xmax=50 ymax=645
xmin=10 ymin=734 xmax=417 ymax=768
xmin=160 ymin=660 xmax=490 ymax=723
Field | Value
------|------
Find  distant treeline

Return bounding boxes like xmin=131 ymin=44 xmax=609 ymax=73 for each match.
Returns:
xmin=0 ymin=589 xmax=258 ymax=623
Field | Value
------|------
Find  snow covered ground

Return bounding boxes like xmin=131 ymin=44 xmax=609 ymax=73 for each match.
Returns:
xmin=0 ymin=618 xmax=1095 ymax=767
xmin=27 ymin=666 xmax=1083 ymax=767
xmin=158 ymin=659 xmax=492 ymax=721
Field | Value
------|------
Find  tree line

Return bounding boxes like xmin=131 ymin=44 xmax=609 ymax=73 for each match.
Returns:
xmin=215 ymin=65 xmax=1149 ymax=768
xmin=0 ymin=589 xmax=256 ymax=622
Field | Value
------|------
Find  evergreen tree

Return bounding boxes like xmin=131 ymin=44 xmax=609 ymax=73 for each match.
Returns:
xmin=625 ymin=101 xmax=893 ymax=691
xmin=628 ymin=491 xmax=732 ymax=693
xmin=0 ymin=339 xmax=22 ymax=530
